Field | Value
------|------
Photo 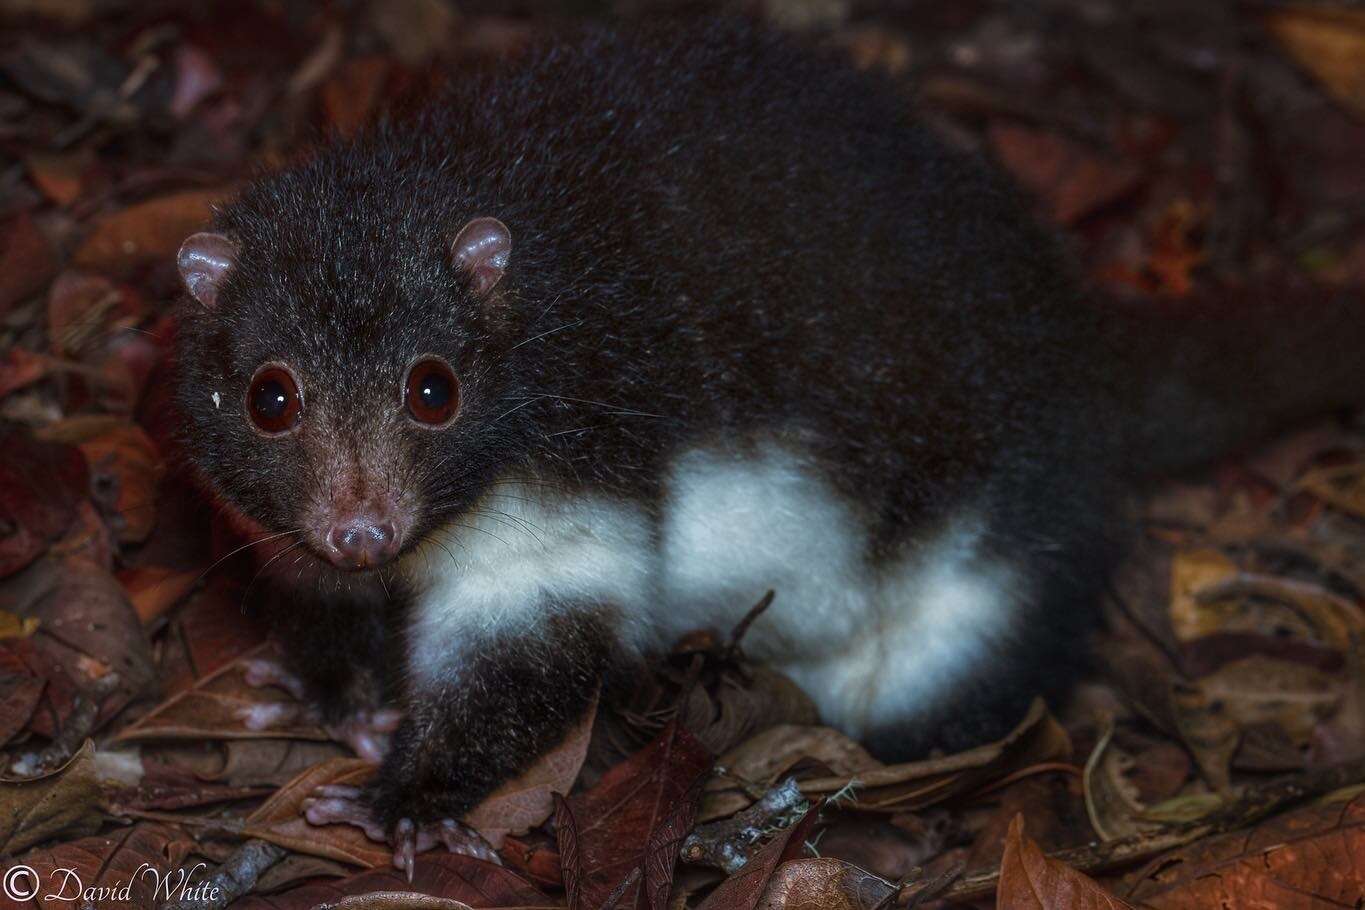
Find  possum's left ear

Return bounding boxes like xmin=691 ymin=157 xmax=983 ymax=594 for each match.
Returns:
xmin=451 ymin=217 xmax=511 ymax=296
xmin=177 ymin=232 xmax=237 ymax=308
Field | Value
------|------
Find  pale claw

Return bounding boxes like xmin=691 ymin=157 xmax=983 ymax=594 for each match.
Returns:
xmin=439 ymin=818 xmax=501 ymax=864
xmin=395 ymin=817 xmax=418 ymax=881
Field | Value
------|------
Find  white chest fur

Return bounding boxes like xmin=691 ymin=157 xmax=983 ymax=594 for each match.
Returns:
xmin=399 ymin=445 xmax=1022 ymax=740
xmin=398 ymin=480 xmax=657 ymax=682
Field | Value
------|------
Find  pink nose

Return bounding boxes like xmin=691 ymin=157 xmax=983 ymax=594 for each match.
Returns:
xmin=326 ymin=517 xmax=400 ymax=569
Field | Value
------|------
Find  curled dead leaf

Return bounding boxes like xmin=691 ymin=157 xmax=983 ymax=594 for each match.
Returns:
xmin=0 ymin=740 xmax=102 ymax=855
xmin=799 ymin=698 xmax=1071 ymax=812
xmin=997 ymin=814 xmax=1134 ymax=909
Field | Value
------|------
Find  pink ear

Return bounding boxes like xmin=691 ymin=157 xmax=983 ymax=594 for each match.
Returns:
xmin=451 ymin=217 xmax=511 ymax=295
xmin=177 ymin=232 xmax=237 ymax=308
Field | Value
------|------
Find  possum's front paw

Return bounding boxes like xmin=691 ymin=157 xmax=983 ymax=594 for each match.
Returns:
xmin=302 ymin=784 xmax=498 ymax=878
xmin=240 ymin=656 xmax=401 ymax=762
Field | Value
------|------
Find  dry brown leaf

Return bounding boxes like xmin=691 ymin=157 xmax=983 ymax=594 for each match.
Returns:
xmin=557 ymin=719 xmax=712 ymax=910
xmin=12 ymin=822 xmax=196 ymax=908
xmin=0 ymin=740 xmax=102 ymax=855
xmin=703 ymin=724 xmax=879 ymax=821
xmin=24 ymin=150 xmax=90 ymax=206
xmin=71 ymin=188 xmax=228 ymax=276
xmin=695 ymin=803 xmax=822 ymax=910
xmin=799 ymin=698 xmax=1070 ymax=812
xmin=232 ymin=852 xmax=552 ymax=910
xmin=116 ymin=565 xmax=200 ymax=624
xmin=0 ymin=213 xmax=58 ymax=314
xmin=988 ymin=123 xmax=1141 ymax=225
xmin=756 ymin=857 xmax=895 ymax=910
xmin=39 ymin=416 xmax=161 ymax=544
xmin=244 ymin=757 xmax=390 ymax=868
xmin=464 ymin=696 xmax=595 ymax=849
xmin=1173 ymin=559 xmax=1365 ymax=653
xmin=113 ymin=643 xmax=328 ymax=744
xmin=1167 ymin=549 xmax=1238 ymax=642
xmin=997 ymin=814 xmax=1134 ymax=909
xmin=1122 ymin=787 xmax=1365 ymax=907
xmin=1298 ymin=459 xmax=1365 ymax=520
xmin=1173 ymin=655 xmax=1342 ymax=787
xmin=1265 ymin=7 xmax=1365 ymax=119
xmin=322 ymin=57 xmax=390 ymax=136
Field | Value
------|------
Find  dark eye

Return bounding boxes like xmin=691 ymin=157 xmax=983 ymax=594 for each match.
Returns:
xmin=405 ymin=357 xmax=459 ymax=426
xmin=247 ymin=365 xmax=302 ymax=434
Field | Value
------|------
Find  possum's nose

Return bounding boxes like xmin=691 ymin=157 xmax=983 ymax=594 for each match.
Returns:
xmin=325 ymin=517 xmax=400 ymax=569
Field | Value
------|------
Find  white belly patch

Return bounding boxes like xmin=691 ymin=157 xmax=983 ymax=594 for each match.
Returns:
xmin=400 ymin=445 xmax=1022 ymax=738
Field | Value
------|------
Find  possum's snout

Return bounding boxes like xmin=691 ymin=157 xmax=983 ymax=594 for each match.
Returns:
xmin=323 ymin=511 xmax=402 ymax=570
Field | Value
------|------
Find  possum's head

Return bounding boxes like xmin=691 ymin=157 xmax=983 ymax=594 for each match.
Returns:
xmin=173 ymin=175 xmax=522 ymax=573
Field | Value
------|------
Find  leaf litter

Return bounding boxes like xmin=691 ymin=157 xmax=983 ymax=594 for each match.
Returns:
xmin=0 ymin=1 xmax=1363 ymax=908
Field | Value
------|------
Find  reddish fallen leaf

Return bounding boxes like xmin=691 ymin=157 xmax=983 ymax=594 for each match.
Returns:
xmin=71 ymin=188 xmax=228 ymax=276
xmin=45 ymin=272 xmax=143 ymax=360
xmin=244 ymin=757 xmax=391 ymax=868
xmin=556 ymin=720 xmax=712 ymax=910
xmin=798 ymin=698 xmax=1071 ymax=812
xmin=2 ymin=502 xmax=155 ymax=740
xmin=695 ymin=803 xmax=822 ymax=910
xmin=757 ymin=857 xmax=895 ymax=909
xmin=997 ymin=814 xmax=1134 ymax=909
xmin=0 ymin=644 xmax=44 ymax=747
xmin=0 ymin=347 xmax=54 ymax=400
xmin=465 ymin=695 xmax=597 ymax=849
xmin=114 ymin=643 xmax=326 ymax=744
xmin=39 ymin=416 xmax=162 ymax=544
xmin=24 ymin=150 xmax=92 ymax=206
xmin=1265 ymin=7 xmax=1365 ymax=119
xmin=0 ymin=213 xmax=57 ymax=315
xmin=232 ymin=852 xmax=553 ymax=910
xmin=103 ymin=756 xmax=273 ymax=812
xmin=9 ymin=822 xmax=196 ymax=909
xmin=988 ymin=123 xmax=1141 ymax=225
xmin=0 ymin=425 xmax=87 ymax=579
xmin=1120 ymin=788 xmax=1365 ymax=907
xmin=0 ymin=740 xmax=102 ymax=856
xmin=322 ymin=57 xmax=391 ymax=136
xmin=0 ymin=637 xmax=79 ymax=744
xmin=501 ymin=835 xmax=563 ymax=890
xmin=156 ymin=578 xmax=268 ymax=698
xmin=117 ymin=565 xmax=199 ymax=624
xmin=1143 ymin=200 xmax=1206 ymax=297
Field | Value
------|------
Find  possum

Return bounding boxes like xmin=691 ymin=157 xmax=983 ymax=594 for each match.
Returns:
xmin=172 ymin=19 xmax=1365 ymax=870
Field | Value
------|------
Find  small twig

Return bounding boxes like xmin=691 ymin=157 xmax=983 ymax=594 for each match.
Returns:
xmin=897 ymin=863 xmax=965 ymax=909
xmin=159 ymin=839 xmax=285 ymax=910
xmin=597 ymin=866 xmax=642 ymax=910
xmin=681 ymin=777 xmax=806 ymax=873
xmin=9 ymin=673 xmax=122 ymax=777
xmin=725 ymin=590 xmax=776 ymax=661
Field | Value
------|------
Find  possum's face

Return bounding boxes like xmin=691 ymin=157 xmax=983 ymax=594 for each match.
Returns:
xmin=173 ymin=209 xmax=518 ymax=573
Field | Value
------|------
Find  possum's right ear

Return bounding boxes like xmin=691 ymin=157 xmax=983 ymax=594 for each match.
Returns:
xmin=177 ymin=232 xmax=237 ymax=308
xmin=451 ymin=217 xmax=511 ymax=296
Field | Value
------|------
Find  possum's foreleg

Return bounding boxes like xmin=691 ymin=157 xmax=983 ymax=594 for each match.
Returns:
xmin=306 ymin=606 xmax=613 ymax=873
xmin=245 ymin=579 xmax=399 ymax=762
